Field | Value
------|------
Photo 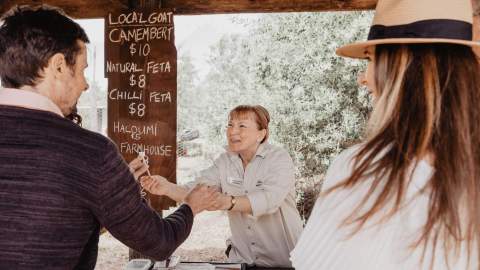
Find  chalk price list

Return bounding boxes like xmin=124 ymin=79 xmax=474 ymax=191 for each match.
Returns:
xmin=127 ymin=42 xmax=147 ymax=117
xmin=106 ymin=10 xmax=177 ymax=160
xmin=107 ymin=11 xmax=178 ymax=210
xmin=107 ymin=11 xmax=174 ymax=119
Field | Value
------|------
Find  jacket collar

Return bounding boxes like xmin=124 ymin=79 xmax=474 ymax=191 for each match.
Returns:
xmin=0 ymin=87 xmax=63 ymax=117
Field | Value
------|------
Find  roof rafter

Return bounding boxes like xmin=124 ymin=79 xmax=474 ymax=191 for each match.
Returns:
xmin=1 ymin=0 xmax=377 ymax=19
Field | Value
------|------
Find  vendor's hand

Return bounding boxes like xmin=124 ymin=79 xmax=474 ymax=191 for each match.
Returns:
xmin=184 ymin=184 xmax=221 ymax=215
xmin=207 ymin=193 xmax=232 ymax=211
xmin=140 ymin=175 xmax=171 ymax=196
xmin=128 ymin=156 xmax=149 ymax=181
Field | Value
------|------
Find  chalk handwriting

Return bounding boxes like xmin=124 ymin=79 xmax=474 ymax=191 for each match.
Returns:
xmin=120 ymin=142 xmax=173 ymax=157
xmin=108 ymin=27 xmax=173 ymax=43
xmin=113 ymin=121 xmax=158 ymax=140
xmin=108 ymin=11 xmax=173 ymax=25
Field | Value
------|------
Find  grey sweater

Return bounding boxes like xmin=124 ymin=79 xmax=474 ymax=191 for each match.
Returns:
xmin=0 ymin=105 xmax=193 ymax=269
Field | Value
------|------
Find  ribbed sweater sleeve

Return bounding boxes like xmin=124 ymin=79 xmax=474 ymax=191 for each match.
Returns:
xmin=90 ymin=139 xmax=194 ymax=260
xmin=0 ymin=106 xmax=194 ymax=268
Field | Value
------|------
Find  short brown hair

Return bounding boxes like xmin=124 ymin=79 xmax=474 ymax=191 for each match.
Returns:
xmin=0 ymin=5 xmax=89 ymax=88
xmin=229 ymin=105 xmax=270 ymax=143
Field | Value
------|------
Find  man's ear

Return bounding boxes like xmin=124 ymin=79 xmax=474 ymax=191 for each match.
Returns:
xmin=48 ymin=53 xmax=67 ymax=77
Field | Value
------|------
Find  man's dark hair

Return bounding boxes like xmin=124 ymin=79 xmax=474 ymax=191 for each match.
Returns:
xmin=0 ymin=5 xmax=89 ymax=88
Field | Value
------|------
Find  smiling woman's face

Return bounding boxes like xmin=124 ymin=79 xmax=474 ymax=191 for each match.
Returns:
xmin=226 ymin=112 xmax=266 ymax=155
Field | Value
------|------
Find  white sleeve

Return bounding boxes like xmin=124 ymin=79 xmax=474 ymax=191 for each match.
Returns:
xmin=246 ymin=149 xmax=295 ymax=217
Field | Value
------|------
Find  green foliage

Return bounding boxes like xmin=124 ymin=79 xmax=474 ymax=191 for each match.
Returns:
xmin=245 ymin=12 xmax=373 ymax=179
xmin=243 ymin=12 xmax=373 ymax=220
xmin=177 ymin=53 xmax=199 ymax=133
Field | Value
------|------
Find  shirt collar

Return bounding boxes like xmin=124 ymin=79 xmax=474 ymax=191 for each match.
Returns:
xmin=225 ymin=142 xmax=270 ymax=160
xmin=255 ymin=143 xmax=268 ymax=158
xmin=0 ymin=87 xmax=63 ymax=117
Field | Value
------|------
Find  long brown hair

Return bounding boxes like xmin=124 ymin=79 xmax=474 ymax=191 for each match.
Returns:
xmin=328 ymin=44 xmax=480 ymax=268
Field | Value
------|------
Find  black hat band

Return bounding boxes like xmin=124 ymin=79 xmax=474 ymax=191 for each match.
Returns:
xmin=368 ymin=19 xmax=473 ymax=41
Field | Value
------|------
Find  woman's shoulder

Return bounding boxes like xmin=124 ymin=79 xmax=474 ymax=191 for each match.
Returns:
xmin=322 ymin=144 xmax=363 ymax=190
xmin=333 ymin=144 xmax=363 ymax=166
xmin=213 ymin=150 xmax=231 ymax=164
xmin=257 ymin=144 xmax=295 ymax=168
xmin=261 ymin=143 xmax=291 ymax=158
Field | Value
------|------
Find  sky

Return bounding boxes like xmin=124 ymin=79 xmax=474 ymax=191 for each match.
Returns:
xmin=76 ymin=14 xmax=256 ymax=89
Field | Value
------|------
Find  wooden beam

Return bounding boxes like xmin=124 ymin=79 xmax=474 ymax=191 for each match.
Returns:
xmin=161 ymin=0 xmax=378 ymax=15
xmin=128 ymin=0 xmax=162 ymax=10
xmin=0 ymin=0 xmax=129 ymax=19
xmin=0 ymin=0 xmax=378 ymax=19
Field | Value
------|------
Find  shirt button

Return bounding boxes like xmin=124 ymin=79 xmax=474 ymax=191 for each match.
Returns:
xmin=247 ymin=226 xmax=251 ymax=230
xmin=251 ymin=242 xmax=255 ymax=245
xmin=245 ymin=190 xmax=248 ymax=194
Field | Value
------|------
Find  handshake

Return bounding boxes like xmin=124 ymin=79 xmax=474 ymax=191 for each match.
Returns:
xmin=129 ymin=156 xmax=232 ymax=215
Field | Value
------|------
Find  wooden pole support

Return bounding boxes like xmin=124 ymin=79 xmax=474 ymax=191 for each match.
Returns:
xmin=128 ymin=0 xmax=163 ymax=10
xmin=124 ymin=0 xmax=169 ymax=262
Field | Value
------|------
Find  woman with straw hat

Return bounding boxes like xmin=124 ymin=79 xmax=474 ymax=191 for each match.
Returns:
xmin=290 ymin=0 xmax=480 ymax=269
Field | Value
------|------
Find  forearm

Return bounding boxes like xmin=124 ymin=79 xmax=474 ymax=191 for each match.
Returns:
xmin=229 ymin=195 xmax=253 ymax=215
xmin=165 ymin=183 xmax=189 ymax=203
xmin=98 ymin=153 xmax=193 ymax=259
xmin=214 ymin=194 xmax=252 ymax=214
xmin=107 ymin=204 xmax=193 ymax=261
xmin=98 ymin=141 xmax=197 ymax=260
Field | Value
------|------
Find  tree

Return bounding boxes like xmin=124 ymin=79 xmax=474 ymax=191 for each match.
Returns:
xmin=177 ymin=53 xmax=199 ymax=134
xmin=179 ymin=11 xmax=373 ymax=220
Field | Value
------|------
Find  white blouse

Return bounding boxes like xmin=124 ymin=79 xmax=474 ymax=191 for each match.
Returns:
xmin=291 ymin=145 xmax=478 ymax=270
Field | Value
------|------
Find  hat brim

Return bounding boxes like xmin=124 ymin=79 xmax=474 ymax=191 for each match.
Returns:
xmin=336 ymin=38 xmax=480 ymax=59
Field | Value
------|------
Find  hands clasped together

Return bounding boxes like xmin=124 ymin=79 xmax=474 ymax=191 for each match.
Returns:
xmin=129 ymin=156 xmax=233 ymax=215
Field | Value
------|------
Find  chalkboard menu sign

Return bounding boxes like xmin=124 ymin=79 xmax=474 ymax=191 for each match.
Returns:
xmin=105 ymin=9 xmax=176 ymax=211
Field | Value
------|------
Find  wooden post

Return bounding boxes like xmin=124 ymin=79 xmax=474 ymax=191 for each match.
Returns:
xmin=105 ymin=0 xmax=176 ymax=261
xmin=131 ymin=1 xmax=159 ymax=263
xmin=128 ymin=0 xmax=164 ymax=262
xmin=129 ymin=0 xmax=163 ymax=10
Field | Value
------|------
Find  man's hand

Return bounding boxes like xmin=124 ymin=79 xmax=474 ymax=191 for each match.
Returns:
xmin=128 ymin=156 xmax=149 ymax=181
xmin=184 ymin=184 xmax=221 ymax=215
xmin=140 ymin=175 xmax=171 ymax=196
xmin=206 ymin=193 xmax=232 ymax=211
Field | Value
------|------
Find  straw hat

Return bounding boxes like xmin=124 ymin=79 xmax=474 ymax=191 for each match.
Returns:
xmin=336 ymin=0 xmax=480 ymax=59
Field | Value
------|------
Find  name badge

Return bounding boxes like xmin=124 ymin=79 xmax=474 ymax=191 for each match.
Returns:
xmin=227 ymin=176 xmax=243 ymax=186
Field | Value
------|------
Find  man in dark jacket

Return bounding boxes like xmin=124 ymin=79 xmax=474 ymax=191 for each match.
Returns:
xmin=0 ymin=5 xmax=219 ymax=269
